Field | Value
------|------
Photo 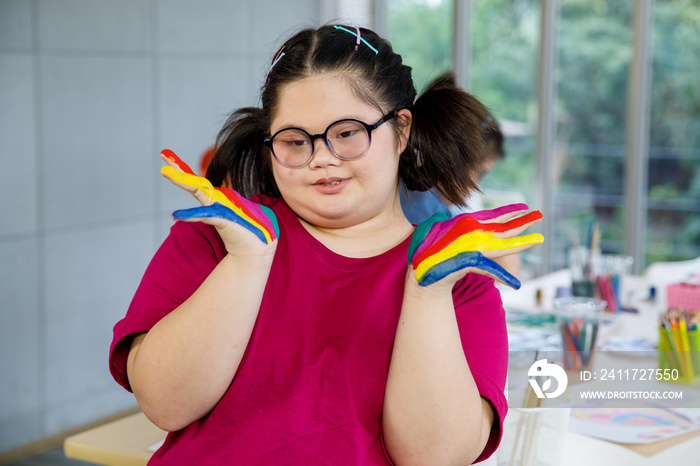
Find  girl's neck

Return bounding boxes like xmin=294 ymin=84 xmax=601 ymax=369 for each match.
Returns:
xmin=297 ymin=209 xmax=414 ymax=259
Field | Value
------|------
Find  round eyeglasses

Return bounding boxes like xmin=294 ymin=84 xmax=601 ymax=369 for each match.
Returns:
xmin=264 ymin=112 xmax=396 ymax=168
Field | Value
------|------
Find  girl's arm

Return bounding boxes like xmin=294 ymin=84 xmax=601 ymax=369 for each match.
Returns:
xmin=127 ymin=245 xmax=275 ymax=432
xmin=382 ymin=273 xmax=494 ymax=465
xmin=126 ymin=151 xmax=278 ymax=432
xmin=383 ymin=205 xmax=543 ymax=464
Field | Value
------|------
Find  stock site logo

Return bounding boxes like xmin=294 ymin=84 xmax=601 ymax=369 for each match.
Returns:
xmin=528 ymin=359 xmax=568 ymax=399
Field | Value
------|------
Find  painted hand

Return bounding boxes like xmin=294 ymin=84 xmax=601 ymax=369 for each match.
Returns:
xmin=160 ymin=149 xmax=279 ymax=244
xmin=408 ymin=204 xmax=544 ymax=289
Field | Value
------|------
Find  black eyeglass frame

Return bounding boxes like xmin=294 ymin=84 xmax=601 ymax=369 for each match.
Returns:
xmin=263 ymin=111 xmax=397 ymax=168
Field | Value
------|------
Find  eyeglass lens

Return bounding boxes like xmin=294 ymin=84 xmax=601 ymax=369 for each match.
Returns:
xmin=272 ymin=120 xmax=370 ymax=167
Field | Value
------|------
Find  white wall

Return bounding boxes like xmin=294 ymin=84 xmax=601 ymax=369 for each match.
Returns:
xmin=0 ymin=0 xmax=319 ymax=453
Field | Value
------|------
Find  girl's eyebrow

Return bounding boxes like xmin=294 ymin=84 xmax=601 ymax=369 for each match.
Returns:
xmin=272 ymin=114 xmax=375 ymax=133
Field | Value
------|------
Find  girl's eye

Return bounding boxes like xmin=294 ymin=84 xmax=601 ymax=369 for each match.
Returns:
xmin=337 ymin=130 xmax=358 ymax=139
xmin=332 ymin=122 xmax=364 ymax=140
xmin=278 ymin=132 xmax=309 ymax=147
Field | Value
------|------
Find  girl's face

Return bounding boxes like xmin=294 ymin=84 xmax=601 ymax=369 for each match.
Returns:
xmin=269 ymin=74 xmax=410 ymax=230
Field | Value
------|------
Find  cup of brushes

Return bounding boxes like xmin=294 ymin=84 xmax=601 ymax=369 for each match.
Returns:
xmin=554 ymin=297 xmax=607 ymax=374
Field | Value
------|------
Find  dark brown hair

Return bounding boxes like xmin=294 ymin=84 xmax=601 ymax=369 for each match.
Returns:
xmin=206 ymin=25 xmax=498 ymax=206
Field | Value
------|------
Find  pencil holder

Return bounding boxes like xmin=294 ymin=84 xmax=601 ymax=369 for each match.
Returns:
xmin=593 ymin=254 xmax=633 ymax=312
xmin=658 ymin=325 xmax=700 ymax=384
xmin=568 ymin=246 xmax=599 ymax=298
xmin=568 ymin=247 xmax=633 ymax=311
xmin=554 ymin=297 xmax=606 ymax=373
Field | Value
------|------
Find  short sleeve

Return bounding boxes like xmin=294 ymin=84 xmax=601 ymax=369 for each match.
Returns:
xmin=452 ymin=274 xmax=508 ymax=463
xmin=109 ymin=221 xmax=227 ymax=391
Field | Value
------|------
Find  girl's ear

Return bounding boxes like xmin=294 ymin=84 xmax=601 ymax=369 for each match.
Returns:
xmin=395 ymin=108 xmax=412 ymax=154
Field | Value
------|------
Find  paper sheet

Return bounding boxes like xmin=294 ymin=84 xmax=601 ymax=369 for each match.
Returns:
xmin=569 ymin=407 xmax=700 ymax=444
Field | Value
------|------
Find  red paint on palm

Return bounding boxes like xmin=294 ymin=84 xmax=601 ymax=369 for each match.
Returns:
xmin=412 ymin=210 xmax=543 ymax=269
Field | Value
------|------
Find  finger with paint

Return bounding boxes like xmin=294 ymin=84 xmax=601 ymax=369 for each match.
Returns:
xmin=408 ymin=204 xmax=544 ymax=289
xmin=160 ymin=149 xmax=279 ymax=244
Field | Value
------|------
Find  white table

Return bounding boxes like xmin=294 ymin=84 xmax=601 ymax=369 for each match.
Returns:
xmin=493 ymin=269 xmax=700 ymax=466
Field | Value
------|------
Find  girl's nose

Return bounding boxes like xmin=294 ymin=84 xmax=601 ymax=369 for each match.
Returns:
xmin=308 ymin=137 xmax=339 ymax=168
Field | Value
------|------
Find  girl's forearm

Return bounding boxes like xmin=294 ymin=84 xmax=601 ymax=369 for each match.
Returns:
xmin=382 ymin=272 xmax=491 ymax=465
xmin=127 ymin=249 xmax=275 ymax=431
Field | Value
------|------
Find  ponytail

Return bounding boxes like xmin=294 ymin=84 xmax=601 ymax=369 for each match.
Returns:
xmin=206 ymin=107 xmax=279 ymax=198
xmin=400 ymin=73 xmax=497 ymax=206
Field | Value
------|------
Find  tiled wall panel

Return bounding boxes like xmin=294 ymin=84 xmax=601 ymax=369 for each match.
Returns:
xmin=0 ymin=0 xmax=319 ymax=453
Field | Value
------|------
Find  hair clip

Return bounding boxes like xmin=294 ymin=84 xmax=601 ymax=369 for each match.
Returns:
xmin=265 ymin=46 xmax=286 ymax=82
xmin=482 ymin=115 xmax=494 ymax=128
xmin=333 ymin=25 xmax=379 ymax=55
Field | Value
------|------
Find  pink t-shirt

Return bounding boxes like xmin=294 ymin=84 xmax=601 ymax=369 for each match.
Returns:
xmin=110 ymin=195 xmax=508 ymax=464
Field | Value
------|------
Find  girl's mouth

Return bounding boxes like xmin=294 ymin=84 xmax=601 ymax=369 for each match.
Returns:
xmin=313 ymin=178 xmax=349 ymax=194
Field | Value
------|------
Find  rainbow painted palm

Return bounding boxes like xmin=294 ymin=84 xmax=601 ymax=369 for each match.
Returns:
xmin=161 ymin=149 xmax=279 ymax=244
xmin=408 ymin=205 xmax=544 ymax=289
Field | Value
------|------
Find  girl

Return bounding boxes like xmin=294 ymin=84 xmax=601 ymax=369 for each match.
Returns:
xmin=110 ymin=24 xmax=543 ymax=465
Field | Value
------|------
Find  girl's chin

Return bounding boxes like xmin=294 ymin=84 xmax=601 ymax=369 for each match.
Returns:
xmin=294 ymin=200 xmax=366 ymax=227
xmin=300 ymin=196 xmax=354 ymax=216
xmin=302 ymin=210 xmax=358 ymax=229
xmin=289 ymin=190 xmax=399 ymax=229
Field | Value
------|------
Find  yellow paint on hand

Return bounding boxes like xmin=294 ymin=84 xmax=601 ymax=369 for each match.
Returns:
xmin=161 ymin=166 xmax=272 ymax=243
xmin=414 ymin=230 xmax=544 ymax=281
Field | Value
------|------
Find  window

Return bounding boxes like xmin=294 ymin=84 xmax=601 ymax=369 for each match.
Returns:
xmin=388 ymin=0 xmax=700 ymax=274
xmin=554 ymin=0 xmax=633 ymax=268
xmin=470 ymin=0 xmax=539 ymax=207
xmin=647 ymin=0 xmax=700 ymax=263
xmin=388 ymin=0 xmax=453 ymax=93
